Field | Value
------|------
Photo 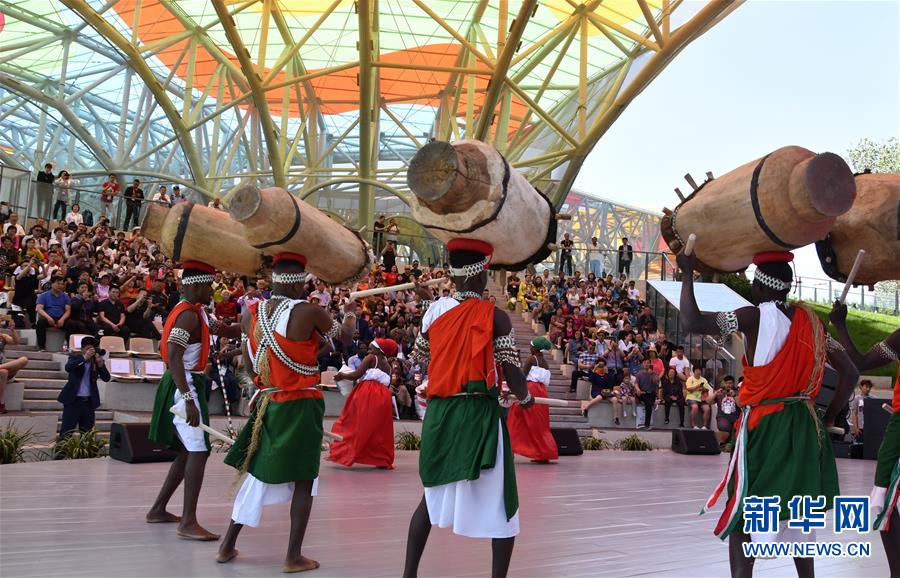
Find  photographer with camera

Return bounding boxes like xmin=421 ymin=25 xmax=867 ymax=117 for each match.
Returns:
xmin=57 ymin=336 xmax=110 ymax=438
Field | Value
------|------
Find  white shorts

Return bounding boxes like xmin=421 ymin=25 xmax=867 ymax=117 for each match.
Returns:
xmin=424 ymin=419 xmax=520 ymax=539
xmin=232 ymin=474 xmax=319 ymax=528
xmin=171 ymin=376 xmax=207 ymax=453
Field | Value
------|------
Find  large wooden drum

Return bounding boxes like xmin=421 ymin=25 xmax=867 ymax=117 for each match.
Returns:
xmin=661 ymin=146 xmax=856 ymax=273
xmin=228 ymin=185 xmax=371 ymax=285
xmin=406 ymin=139 xmax=556 ymax=270
xmin=816 ymin=172 xmax=900 ymax=285
xmin=141 ymin=202 xmax=262 ymax=276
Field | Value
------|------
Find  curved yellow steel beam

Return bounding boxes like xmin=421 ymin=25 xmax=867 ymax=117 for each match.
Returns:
xmin=60 ymin=0 xmax=207 ymax=189
xmin=211 ymin=0 xmax=287 ymax=188
xmin=550 ymin=0 xmax=743 ymax=208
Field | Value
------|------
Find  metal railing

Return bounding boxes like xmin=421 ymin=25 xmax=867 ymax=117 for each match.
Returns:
xmin=792 ymin=275 xmax=899 ymax=315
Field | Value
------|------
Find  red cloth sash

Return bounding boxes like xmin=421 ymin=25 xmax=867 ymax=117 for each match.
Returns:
xmin=160 ymin=301 xmax=209 ymax=372
xmin=737 ymin=305 xmax=825 ymax=430
xmin=426 ymin=299 xmax=496 ymax=398
xmin=249 ymin=301 xmax=322 ymax=403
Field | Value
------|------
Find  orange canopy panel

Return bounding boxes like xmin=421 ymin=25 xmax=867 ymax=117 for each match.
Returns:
xmin=111 ymin=0 xmax=528 ymax=124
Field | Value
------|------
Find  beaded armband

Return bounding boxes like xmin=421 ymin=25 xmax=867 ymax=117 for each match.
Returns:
xmin=715 ymin=311 xmax=738 ymax=344
xmin=825 ymin=335 xmax=846 ymax=354
xmin=874 ymin=340 xmax=899 ymax=363
xmin=168 ymin=327 xmax=191 ymax=349
xmin=410 ymin=333 xmax=431 ymax=364
xmin=180 ymin=390 xmax=197 ymax=402
xmin=208 ymin=317 xmax=222 ymax=334
xmin=325 ymin=320 xmax=342 ymax=338
xmin=494 ymin=330 xmax=521 ymax=367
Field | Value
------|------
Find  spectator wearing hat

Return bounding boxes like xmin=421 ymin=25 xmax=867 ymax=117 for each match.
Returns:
xmin=58 ymin=336 xmax=110 ymax=439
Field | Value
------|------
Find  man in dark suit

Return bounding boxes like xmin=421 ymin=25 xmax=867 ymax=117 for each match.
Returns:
xmin=58 ymin=336 xmax=110 ymax=438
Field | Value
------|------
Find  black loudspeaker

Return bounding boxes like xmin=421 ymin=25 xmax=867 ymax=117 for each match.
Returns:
xmin=550 ymin=428 xmax=583 ymax=456
xmin=815 ymin=366 xmax=841 ymax=410
xmin=109 ymin=423 xmax=179 ymax=463
xmin=671 ymin=428 xmax=721 ymax=455
xmin=863 ymin=400 xmax=892 ymax=460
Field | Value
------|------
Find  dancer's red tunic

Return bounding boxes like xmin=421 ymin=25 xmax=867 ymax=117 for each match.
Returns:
xmin=507 ymin=378 xmax=558 ymax=461
xmin=329 ymin=367 xmax=395 ymax=468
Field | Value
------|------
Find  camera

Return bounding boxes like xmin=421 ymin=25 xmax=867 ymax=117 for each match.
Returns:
xmin=96 ymin=348 xmax=107 ymax=357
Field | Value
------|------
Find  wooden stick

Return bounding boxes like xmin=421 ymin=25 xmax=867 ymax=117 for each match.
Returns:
xmin=883 ymin=403 xmax=895 ymax=415
xmin=826 ymin=425 xmax=845 ymax=436
xmin=506 ymin=394 xmax=578 ymax=408
xmin=349 ymin=277 xmax=446 ymax=300
xmin=684 ymin=173 xmax=699 ymax=191
xmin=674 ymin=187 xmax=686 ymax=202
xmin=169 ymin=406 xmax=235 ymax=445
xmin=839 ymin=249 xmax=866 ymax=304
xmin=683 ymin=233 xmax=697 ymax=256
xmin=556 ymin=213 xmax=574 ymax=220
xmin=169 ymin=405 xmax=344 ymax=443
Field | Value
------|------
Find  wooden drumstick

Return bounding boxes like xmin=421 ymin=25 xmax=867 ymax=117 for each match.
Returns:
xmin=683 ymin=234 xmax=697 ymax=256
xmin=506 ymin=394 xmax=578 ymax=408
xmin=349 ymin=277 xmax=446 ymax=300
xmin=839 ymin=249 xmax=866 ymax=304
xmin=324 ymin=431 xmax=344 ymax=442
xmin=169 ymin=406 xmax=234 ymax=445
xmin=883 ymin=403 xmax=895 ymax=415
xmin=826 ymin=425 xmax=845 ymax=435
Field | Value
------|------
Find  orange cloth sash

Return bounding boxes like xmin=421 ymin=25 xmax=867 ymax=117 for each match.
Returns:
xmin=426 ymin=299 xmax=496 ymax=398
xmin=249 ymin=301 xmax=322 ymax=403
xmin=160 ymin=301 xmax=210 ymax=372
xmin=738 ymin=305 xmax=825 ymax=430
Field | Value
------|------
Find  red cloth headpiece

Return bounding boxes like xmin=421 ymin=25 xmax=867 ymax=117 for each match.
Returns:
xmin=372 ymin=338 xmax=399 ymax=358
xmin=753 ymin=251 xmax=794 ymax=266
xmin=273 ymin=252 xmax=307 ymax=266
xmin=181 ymin=260 xmax=216 ymax=273
xmin=447 ymin=238 xmax=494 ymax=257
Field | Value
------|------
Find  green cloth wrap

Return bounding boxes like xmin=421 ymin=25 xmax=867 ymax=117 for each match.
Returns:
xmin=148 ymin=371 xmax=210 ymax=451
xmin=530 ymin=337 xmax=552 ymax=351
xmin=732 ymin=400 xmax=839 ymax=524
xmin=876 ymin=412 xmax=900 ymax=487
xmin=224 ymin=395 xmax=325 ymax=484
xmin=419 ymin=381 xmax=518 ymax=521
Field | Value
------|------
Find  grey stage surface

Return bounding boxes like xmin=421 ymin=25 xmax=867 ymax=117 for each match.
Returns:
xmin=0 ymin=451 xmax=889 ymax=577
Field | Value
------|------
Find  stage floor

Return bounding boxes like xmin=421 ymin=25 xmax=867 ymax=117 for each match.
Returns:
xmin=0 ymin=451 xmax=889 ymax=577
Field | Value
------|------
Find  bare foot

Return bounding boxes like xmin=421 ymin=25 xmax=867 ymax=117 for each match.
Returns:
xmin=176 ymin=522 xmax=220 ymax=541
xmin=282 ymin=556 xmax=320 ymax=573
xmin=216 ymin=548 xmax=238 ymax=563
xmin=146 ymin=511 xmax=181 ymax=523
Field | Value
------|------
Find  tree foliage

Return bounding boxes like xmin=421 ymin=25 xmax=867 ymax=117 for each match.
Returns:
xmin=846 ymin=137 xmax=900 ymax=174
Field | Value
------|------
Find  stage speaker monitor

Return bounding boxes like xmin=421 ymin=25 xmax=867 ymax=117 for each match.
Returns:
xmin=863 ymin=399 xmax=892 ymax=461
xmin=671 ymin=428 xmax=721 ymax=455
xmin=109 ymin=422 xmax=179 ymax=463
xmin=551 ymin=427 xmax=583 ymax=456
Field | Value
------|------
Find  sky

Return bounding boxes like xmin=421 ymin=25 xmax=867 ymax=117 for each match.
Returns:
xmin=573 ymin=0 xmax=900 ymax=279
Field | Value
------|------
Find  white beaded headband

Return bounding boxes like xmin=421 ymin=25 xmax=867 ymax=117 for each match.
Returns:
xmin=181 ymin=273 xmax=215 ymax=285
xmin=753 ymin=269 xmax=791 ymax=292
xmin=271 ymin=271 xmax=308 ymax=284
xmin=449 ymin=257 xmax=489 ymax=280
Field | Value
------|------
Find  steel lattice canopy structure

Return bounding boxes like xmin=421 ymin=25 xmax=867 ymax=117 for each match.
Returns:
xmin=0 ymin=0 xmax=740 ymax=227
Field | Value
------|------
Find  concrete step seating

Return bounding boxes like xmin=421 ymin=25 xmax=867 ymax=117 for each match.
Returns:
xmin=487 ymin=278 xmax=591 ymax=435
